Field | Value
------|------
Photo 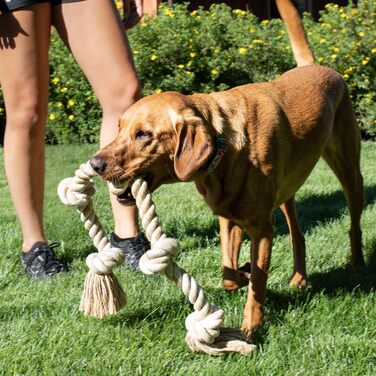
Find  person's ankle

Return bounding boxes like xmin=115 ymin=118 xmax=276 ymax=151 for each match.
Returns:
xmin=113 ymin=228 xmax=140 ymax=239
xmin=22 ymin=238 xmax=47 ymax=253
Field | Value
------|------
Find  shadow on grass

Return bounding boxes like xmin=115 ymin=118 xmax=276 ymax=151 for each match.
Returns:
xmin=309 ymin=236 xmax=376 ymax=295
xmin=104 ymin=296 xmax=188 ymax=328
xmin=59 ymin=245 xmax=97 ymax=266
xmin=167 ymin=184 xmax=376 ymax=243
xmin=275 ymin=184 xmax=376 ymax=236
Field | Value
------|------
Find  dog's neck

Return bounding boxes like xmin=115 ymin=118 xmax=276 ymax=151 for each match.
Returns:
xmin=206 ymin=134 xmax=228 ymax=173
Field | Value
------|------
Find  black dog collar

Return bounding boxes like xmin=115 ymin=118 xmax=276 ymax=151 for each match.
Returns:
xmin=206 ymin=134 xmax=228 ymax=173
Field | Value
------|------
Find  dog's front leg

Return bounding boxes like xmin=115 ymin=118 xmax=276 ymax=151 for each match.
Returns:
xmin=219 ymin=216 xmax=249 ymax=291
xmin=241 ymin=220 xmax=274 ymax=337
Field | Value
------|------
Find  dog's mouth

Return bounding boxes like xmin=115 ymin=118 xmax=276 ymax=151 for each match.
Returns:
xmin=116 ymin=186 xmax=135 ymax=205
xmin=111 ymin=174 xmax=153 ymax=205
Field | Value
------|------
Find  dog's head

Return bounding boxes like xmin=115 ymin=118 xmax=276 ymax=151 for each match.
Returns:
xmin=90 ymin=92 xmax=215 ymax=204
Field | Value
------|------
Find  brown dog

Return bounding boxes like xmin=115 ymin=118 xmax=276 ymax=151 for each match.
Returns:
xmin=90 ymin=64 xmax=364 ymax=336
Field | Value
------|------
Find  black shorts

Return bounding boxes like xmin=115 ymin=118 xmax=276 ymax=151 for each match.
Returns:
xmin=0 ymin=0 xmax=84 ymax=12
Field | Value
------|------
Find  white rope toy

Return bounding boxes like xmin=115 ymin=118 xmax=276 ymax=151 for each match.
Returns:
xmin=58 ymin=161 xmax=255 ymax=355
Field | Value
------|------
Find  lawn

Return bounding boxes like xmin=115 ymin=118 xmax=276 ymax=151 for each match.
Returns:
xmin=0 ymin=142 xmax=375 ymax=375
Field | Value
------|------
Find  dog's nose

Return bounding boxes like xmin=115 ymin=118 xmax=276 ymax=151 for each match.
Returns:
xmin=90 ymin=155 xmax=107 ymax=175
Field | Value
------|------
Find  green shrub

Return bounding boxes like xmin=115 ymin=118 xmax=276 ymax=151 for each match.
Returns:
xmin=0 ymin=1 xmax=375 ymax=143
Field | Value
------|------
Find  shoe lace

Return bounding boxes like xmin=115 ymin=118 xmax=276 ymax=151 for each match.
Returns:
xmin=26 ymin=242 xmax=64 ymax=272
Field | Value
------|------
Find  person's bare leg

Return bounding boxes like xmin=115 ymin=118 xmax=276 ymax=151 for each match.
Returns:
xmin=0 ymin=4 xmax=51 ymax=251
xmin=52 ymin=0 xmax=141 ymax=238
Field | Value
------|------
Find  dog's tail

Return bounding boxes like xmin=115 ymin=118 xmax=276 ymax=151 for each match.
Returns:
xmin=276 ymin=0 xmax=315 ymax=66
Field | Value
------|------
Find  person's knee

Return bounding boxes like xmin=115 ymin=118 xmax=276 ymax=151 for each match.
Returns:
xmin=5 ymin=100 xmax=47 ymax=138
xmin=102 ymin=79 xmax=142 ymax=118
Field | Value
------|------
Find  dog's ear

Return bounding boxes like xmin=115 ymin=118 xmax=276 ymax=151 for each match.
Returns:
xmin=173 ymin=117 xmax=214 ymax=181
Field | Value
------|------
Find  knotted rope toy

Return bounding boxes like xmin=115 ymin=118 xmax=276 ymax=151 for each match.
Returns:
xmin=57 ymin=161 xmax=256 ymax=355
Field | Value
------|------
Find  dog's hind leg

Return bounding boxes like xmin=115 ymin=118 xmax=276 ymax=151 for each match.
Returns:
xmin=280 ymin=196 xmax=307 ymax=289
xmin=219 ymin=216 xmax=250 ymax=291
xmin=322 ymin=93 xmax=365 ymax=267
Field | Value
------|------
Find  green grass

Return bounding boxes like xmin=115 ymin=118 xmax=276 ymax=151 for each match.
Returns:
xmin=0 ymin=142 xmax=375 ymax=375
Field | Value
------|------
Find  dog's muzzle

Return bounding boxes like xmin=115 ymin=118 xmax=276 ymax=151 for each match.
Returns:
xmin=90 ymin=155 xmax=107 ymax=175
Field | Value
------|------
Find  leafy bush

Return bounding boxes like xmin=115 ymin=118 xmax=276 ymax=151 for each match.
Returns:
xmin=0 ymin=0 xmax=375 ymax=143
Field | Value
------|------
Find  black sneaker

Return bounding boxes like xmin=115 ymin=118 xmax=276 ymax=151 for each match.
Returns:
xmin=22 ymin=242 xmax=66 ymax=279
xmin=110 ymin=232 xmax=150 ymax=272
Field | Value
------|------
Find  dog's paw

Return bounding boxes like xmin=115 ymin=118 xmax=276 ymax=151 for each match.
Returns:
xmin=289 ymin=272 xmax=307 ymax=289
xmin=241 ymin=316 xmax=263 ymax=341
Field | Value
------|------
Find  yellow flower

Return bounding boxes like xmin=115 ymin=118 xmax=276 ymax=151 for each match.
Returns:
xmin=150 ymin=55 xmax=157 ymax=61
xmin=184 ymin=70 xmax=191 ymax=75
xmin=261 ymin=20 xmax=269 ymax=25
xmin=60 ymin=87 xmax=68 ymax=93
xmin=68 ymin=99 xmax=75 ymax=107
xmin=133 ymin=50 xmax=139 ymax=55
xmin=178 ymin=64 xmax=184 ymax=69
xmin=252 ymin=39 xmax=263 ymax=45
xmin=68 ymin=114 xmax=75 ymax=121
xmin=317 ymin=57 xmax=324 ymax=62
xmin=155 ymin=89 xmax=162 ymax=94
xmin=190 ymin=52 xmax=197 ymax=58
xmin=361 ymin=59 xmax=369 ymax=65
xmin=331 ymin=54 xmax=337 ymax=60
xmin=191 ymin=10 xmax=197 ymax=16
xmin=319 ymin=39 xmax=327 ymax=44
xmin=115 ymin=0 xmax=122 ymax=10
xmin=332 ymin=47 xmax=340 ymax=52
xmin=0 ymin=107 xmax=4 ymax=113
xmin=238 ymin=47 xmax=247 ymax=55
xmin=233 ymin=9 xmax=246 ymax=16
xmin=57 ymin=102 xmax=63 ymax=108
xmin=163 ymin=8 xmax=174 ymax=17
xmin=358 ymin=31 xmax=365 ymax=37
xmin=49 ymin=114 xmax=56 ymax=121
xmin=211 ymin=69 xmax=219 ymax=75
xmin=141 ymin=23 xmax=147 ymax=28
xmin=343 ymin=73 xmax=349 ymax=80
xmin=52 ymin=77 xmax=59 ymax=85
xmin=371 ymin=48 xmax=376 ymax=53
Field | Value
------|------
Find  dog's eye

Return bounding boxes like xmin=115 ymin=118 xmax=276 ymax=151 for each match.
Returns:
xmin=135 ymin=130 xmax=152 ymax=141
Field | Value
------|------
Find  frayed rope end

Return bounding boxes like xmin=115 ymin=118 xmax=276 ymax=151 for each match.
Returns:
xmin=79 ymin=270 xmax=126 ymax=318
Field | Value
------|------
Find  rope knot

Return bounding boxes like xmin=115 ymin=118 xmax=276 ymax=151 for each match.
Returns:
xmin=86 ymin=247 xmax=125 ymax=275
xmin=139 ymin=237 xmax=180 ymax=275
xmin=185 ymin=308 xmax=223 ymax=344
xmin=57 ymin=177 xmax=95 ymax=207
